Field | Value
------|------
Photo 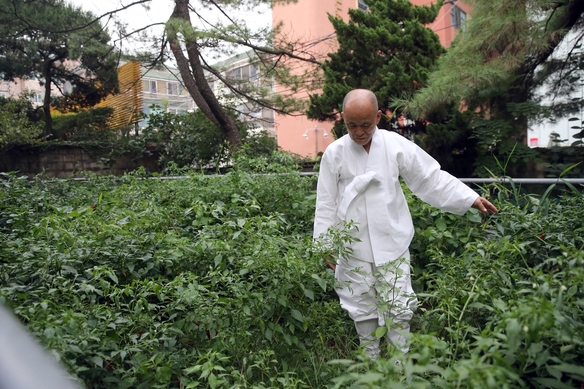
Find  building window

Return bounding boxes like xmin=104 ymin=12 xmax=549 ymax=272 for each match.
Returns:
xmin=143 ymin=80 xmax=157 ymax=93
xmin=250 ymin=64 xmax=258 ymax=80
xmin=167 ymin=82 xmax=181 ymax=95
xmin=358 ymin=0 xmax=368 ymax=11
xmin=63 ymin=82 xmax=72 ymax=94
xmin=228 ymin=64 xmax=259 ymax=81
xmin=451 ymin=5 xmax=466 ymax=29
xmin=30 ymin=92 xmax=43 ymax=103
xmin=228 ymin=67 xmax=242 ymax=80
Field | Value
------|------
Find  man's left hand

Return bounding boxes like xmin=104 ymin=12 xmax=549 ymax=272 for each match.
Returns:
xmin=472 ymin=197 xmax=498 ymax=214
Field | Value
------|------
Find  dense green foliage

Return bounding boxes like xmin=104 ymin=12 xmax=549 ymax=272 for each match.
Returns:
xmin=404 ymin=0 xmax=584 ymax=176
xmin=0 ymin=94 xmax=44 ymax=149
xmin=307 ymin=0 xmax=444 ymax=137
xmin=0 ymin=0 xmax=119 ymax=136
xmin=52 ymin=108 xmax=116 ymax=142
xmin=1 ymin=157 xmax=583 ymax=388
xmin=141 ymin=109 xmax=278 ymax=170
xmin=1 ymin=107 xmax=278 ymax=174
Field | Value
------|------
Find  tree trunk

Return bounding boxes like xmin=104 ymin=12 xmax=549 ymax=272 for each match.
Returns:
xmin=43 ymin=61 xmax=53 ymax=137
xmin=168 ymin=0 xmax=242 ymax=149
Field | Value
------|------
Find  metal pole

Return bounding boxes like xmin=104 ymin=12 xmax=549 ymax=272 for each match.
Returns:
xmin=25 ymin=173 xmax=584 ymax=184
xmin=314 ymin=126 xmax=318 ymax=157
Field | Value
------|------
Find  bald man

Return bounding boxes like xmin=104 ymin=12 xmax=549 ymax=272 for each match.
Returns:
xmin=313 ymin=89 xmax=497 ymax=360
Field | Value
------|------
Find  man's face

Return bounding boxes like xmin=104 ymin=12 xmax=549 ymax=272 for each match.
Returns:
xmin=342 ymin=102 xmax=381 ymax=147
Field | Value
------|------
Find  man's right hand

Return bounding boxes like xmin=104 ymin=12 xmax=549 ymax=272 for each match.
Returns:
xmin=324 ymin=257 xmax=336 ymax=271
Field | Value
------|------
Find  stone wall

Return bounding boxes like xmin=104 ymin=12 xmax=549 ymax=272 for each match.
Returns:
xmin=0 ymin=145 xmax=160 ymax=178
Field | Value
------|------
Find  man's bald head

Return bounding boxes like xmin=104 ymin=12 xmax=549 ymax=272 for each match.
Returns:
xmin=342 ymin=89 xmax=378 ymax=112
xmin=341 ymin=89 xmax=381 ymax=148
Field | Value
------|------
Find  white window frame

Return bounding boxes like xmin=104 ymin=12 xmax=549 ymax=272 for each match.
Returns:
xmin=144 ymin=80 xmax=158 ymax=93
xmin=30 ymin=92 xmax=43 ymax=103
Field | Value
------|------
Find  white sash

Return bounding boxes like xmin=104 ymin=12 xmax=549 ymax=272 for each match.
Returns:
xmin=337 ymin=171 xmax=396 ymax=265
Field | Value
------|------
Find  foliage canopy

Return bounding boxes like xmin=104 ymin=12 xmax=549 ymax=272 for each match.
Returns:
xmin=0 ymin=94 xmax=43 ymax=149
xmin=0 ymin=0 xmax=119 ymax=136
xmin=1 ymin=165 xmax=583 ymax=387
xmin=402 ymin=0 xmax=584 ymax=175
xmin=307 ymin=0 xmax=444 ymax=137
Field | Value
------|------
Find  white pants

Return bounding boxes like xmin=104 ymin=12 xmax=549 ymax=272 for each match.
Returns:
xmin=335 ymin=251 xmax=417 ymax=355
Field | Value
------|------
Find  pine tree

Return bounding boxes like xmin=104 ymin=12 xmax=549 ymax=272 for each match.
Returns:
xmin=0 ymin=0 xmax=119 ymax=137
xmin=306 ymin=0 xmax=444 ymax=137
xmin=404 ymin=0 xmax=584 ymax=175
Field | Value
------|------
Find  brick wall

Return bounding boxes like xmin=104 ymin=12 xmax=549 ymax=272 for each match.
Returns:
xmin=0 ymin=145 xmax=160 ymax=178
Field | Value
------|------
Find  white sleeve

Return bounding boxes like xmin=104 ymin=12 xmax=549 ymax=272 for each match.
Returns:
xmin=398 ymin=140 xmax=478 ymax=215
xmin=313 ymin=151 xmax=340 ymax=239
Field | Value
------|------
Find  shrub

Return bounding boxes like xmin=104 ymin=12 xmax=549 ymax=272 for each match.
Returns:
xmin=1 ymin=165 xmax=583 ymax=388
xmin=0 ymin=94 xmax=44 ymax=149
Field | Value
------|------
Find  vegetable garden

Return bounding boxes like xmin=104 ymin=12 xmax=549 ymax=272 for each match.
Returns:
xmin=1 ymin=153 xmax=583 ymax=388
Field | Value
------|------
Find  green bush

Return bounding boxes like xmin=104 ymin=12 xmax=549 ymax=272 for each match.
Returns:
xmin=142 ymin=109 xmax=279 ymax=171
xmin=0 ymin=94 xmax=44 ymax=149
xmin=1 ymin=159 xmax=583 ymax=388
xmin=51 ymin=107 xmax=115 ymax=141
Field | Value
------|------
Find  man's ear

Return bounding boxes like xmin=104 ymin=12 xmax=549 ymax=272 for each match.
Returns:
xmin=375 ymin=110 xmax=382 ymax=123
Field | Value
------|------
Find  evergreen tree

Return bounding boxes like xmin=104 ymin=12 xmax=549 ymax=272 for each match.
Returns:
xmin=0 ymin=0 xmax=119 ymax=137
xmin=404 ymin=0 xmax=584 ymax=175
xmin=306 ymin=0 xmax=444 ymax=137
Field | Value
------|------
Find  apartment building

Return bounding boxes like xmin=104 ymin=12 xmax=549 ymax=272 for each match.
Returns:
xmin=94 ymin=62 xmax=196 ymax=129
xmin=208 ymin=51 xmax=277 ymax=137
xmin=0 ymin=78 xmax=61 ymax=107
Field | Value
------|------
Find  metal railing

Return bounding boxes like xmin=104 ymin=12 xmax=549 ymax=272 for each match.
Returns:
xmin=40 ymin=173 xmax=584 ymax=185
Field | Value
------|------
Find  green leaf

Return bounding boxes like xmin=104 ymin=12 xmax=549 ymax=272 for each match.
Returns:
xmin=374 ymin=326 xmax=387 ymax=339
xmin=311 ymin=274 xmax=327 ymax=291
xmin=505 ymin=318 xmax=521 ymax=353
xmin=108 ymin=271 xmax=118 ymax=284
xmin=291 ymin=309 xmax=303 ymax=322
xmin=435 ymin=217 xmax=447 ymax=231
xmin=552 ymin=363 xmax=584 ymax=378
xmin=91 ymin=356 xmax=103 ymax=368
xmin=184 ymin=365 xmax=201 ymax=375
xmin=264 ymin=328 xmax=273 ymax=341
xmin=208 ymin=373 xmax=218 ymax=389
xmin=532 ymin=378 xmax=575 ymax=389
xmin=355 ymin=372 xmax=384 ymax=384
xmin=467 ymin=210 xmax=482 ymax=223
xmin=43 ymin=327 xmax=55 ymax=339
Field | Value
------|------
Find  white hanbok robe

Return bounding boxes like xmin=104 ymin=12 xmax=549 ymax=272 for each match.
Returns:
xmin=313 ymin=128 xmax=478 ymax=324
xmin=314 ymin=128 xmax=478 ymax=264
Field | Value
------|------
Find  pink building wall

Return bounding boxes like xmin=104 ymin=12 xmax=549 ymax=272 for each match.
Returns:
xmin=272 ymin=0 xmax=469 ymax=158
